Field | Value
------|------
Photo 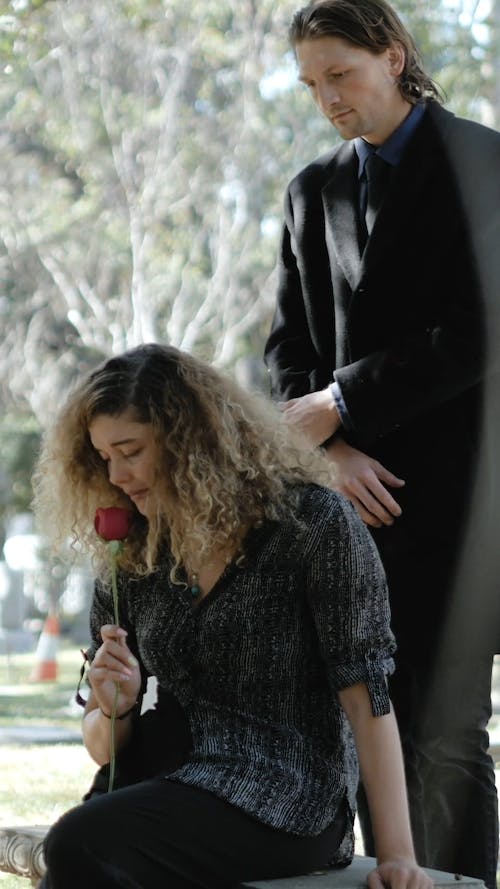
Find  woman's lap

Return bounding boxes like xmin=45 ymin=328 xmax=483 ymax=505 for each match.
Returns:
xmin=40 ymin=778 xmax=346 ymax=889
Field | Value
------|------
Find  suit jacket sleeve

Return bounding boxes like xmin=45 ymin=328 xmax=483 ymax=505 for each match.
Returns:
xmin=264 ymin=110 xmax=497 ymax=442
xmin=264 ymin=190 xmax=330 ymax=399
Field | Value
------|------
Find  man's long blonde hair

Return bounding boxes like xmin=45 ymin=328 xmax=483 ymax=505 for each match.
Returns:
xmin=290 ymin=0 xmax=443 ymax=105
xmin=33 ymin=343 xmax=331 ymax=579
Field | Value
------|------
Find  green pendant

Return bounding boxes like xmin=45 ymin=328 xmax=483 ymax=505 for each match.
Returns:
xmin=190 ymin=573 xmax=200 ymax=598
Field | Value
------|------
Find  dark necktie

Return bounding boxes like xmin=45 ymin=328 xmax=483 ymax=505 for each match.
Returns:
xmin=364 ymin=153 xmax=391 ymax=235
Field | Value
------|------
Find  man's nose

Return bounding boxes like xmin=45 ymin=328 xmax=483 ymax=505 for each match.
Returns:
xmin=317 ymin=82 xmax=340 ymax=115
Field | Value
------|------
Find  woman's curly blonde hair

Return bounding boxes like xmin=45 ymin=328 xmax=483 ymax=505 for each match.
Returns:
xmin=33 ymin=343 xmax=332 ymax=580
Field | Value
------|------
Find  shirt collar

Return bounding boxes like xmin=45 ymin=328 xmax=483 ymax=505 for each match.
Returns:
xmin=355 ymin=102 xmax=426 ymax=177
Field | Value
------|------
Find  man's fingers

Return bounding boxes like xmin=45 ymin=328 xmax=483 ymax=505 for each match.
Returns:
xmin=376 ymin=464 xmax=405 ymax=488
xmin=363 ymin=467 xmax=403 ymax=514
xmin=325 ymin=438 xmax=404 ymax=523
xmin=348 ymin=495 xmax=383 ymax=528
xmin=347 ymin=476 xmax=400 ymax=524
xmin=368 ymin=481 xmax=402 ymax=518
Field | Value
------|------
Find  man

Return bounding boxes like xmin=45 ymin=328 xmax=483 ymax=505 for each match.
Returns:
xmin=264 ymin=1 xmax=500 ymax=886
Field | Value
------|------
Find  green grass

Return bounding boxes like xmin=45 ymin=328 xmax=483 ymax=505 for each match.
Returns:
xmin=0 ymin=875 xmax=36 ymax=887
xmin=0 ymin=643 xmax=96 ymax=886
xmin=0 ymin=645 xmax=87 ymax=728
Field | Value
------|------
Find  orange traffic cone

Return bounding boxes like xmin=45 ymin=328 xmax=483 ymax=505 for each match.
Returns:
xmin=30 ymin=613 xmax=59 ymax=681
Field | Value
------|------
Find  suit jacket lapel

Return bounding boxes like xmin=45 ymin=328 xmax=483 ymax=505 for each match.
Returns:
xmin=360 ymin=111 xmax=439 ymax=272
xmin=322 ymin=143 xmax=363 ymax=290
xmin=321 ymin=111 xmax=439 ymax=294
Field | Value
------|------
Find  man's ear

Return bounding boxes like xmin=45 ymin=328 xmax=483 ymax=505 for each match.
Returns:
xmin=387 ymin=42 xmax=406 ymax=77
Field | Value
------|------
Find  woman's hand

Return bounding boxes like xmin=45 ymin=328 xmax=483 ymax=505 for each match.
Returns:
xmin=87 ymin=624 xmax=141 ymax=717
xmin=368 ymin=859 xmax=433 ymax=889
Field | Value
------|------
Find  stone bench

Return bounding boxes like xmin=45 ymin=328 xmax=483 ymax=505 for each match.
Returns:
xmin=245 ymin=859 xmax=485 ymax=889
xmin=0 ymin=825 xmax=47 ymax=885
xmin=0 ymin=825 xmax=486 ymax=888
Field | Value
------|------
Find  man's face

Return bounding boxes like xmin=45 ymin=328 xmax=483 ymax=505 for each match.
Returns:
xmin=296 ymin=35 xmax=410 ymax=145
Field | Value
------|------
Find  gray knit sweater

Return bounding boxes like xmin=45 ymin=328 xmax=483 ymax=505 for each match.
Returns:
xmin=88 ymin=484 xmax=395 ymax=859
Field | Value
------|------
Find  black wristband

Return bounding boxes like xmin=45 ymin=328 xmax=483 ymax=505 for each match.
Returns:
xmin=99 ymin=700 xmax=140 ymax=720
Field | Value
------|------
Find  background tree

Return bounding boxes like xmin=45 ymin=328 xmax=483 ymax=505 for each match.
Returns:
xmin=0 ymin=0 xmax=324 ymax=420
xmin=0 ymin=0 xmax=496 ymax=530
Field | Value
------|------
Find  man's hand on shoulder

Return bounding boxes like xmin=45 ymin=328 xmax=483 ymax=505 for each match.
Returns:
xmin=279 ymin=388 xmax=341 ymax=447
xmin=325 ymin=436 xmax=405 ymax=528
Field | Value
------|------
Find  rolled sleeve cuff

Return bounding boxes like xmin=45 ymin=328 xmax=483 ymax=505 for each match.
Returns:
xmin=332 ymin=652 xmax=395 ymax=716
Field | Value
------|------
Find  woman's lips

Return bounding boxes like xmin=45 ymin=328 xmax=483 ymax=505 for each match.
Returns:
xmin=129 ymin=489 xmax=148 ymax=502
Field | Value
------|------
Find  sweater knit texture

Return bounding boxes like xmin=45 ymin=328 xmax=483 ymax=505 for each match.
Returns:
xmin=87 ymin=484 xmax=395 ymax=861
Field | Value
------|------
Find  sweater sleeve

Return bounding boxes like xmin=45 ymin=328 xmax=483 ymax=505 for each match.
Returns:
xmin=85 ymin=578 xmax=114 ymax=662
xmin=305 ymin=493 xmax=396 ymax=716
xmin=86 ymin=575 xmax=140 ymax=661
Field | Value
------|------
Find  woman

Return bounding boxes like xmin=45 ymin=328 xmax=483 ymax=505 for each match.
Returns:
xmin=33 ymin=343 xmax=430 ymax=889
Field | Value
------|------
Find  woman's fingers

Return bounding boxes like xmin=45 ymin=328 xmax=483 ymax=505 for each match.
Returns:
xmin=90 ymin=626 xmax=139 ymax=684
xmin=100 ymin=624 xmax=128 ymax=644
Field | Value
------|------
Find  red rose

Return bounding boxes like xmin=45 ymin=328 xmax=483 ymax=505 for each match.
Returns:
xmin=94 ymin=507 xmax=133 ymax=541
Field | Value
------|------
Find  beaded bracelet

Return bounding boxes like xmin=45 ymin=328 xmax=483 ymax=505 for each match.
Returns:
xmin=99 ymin=700 xmax=140 ymax=721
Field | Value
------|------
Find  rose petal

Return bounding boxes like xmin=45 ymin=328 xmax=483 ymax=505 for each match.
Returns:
xmin=94 ymin=507 xmax=133 ymax=541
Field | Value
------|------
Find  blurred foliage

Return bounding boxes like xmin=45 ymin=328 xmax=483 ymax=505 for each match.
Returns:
xmin=0 ymin=413 xmax=41 ymax=542
xmin=0 ymin=0 xmax=498 ymax=534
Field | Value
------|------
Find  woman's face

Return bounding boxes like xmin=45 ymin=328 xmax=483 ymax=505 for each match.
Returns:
xmin=89 ymin=408 xmax=157 ymax=518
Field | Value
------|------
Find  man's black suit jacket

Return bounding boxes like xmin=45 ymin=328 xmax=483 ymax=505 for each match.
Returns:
xmin=265 ymin=102 xmax=500 ymax=656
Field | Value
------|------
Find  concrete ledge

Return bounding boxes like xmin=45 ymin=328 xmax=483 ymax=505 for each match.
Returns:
xmin=0 ymin=826 xmax=486 ymax=888
xmin=245 ymin=857 xmax=485 ymax=889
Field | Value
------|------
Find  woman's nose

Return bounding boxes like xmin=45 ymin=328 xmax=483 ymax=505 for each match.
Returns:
xmin=108 ymin=456 xmax=130 ymax=486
